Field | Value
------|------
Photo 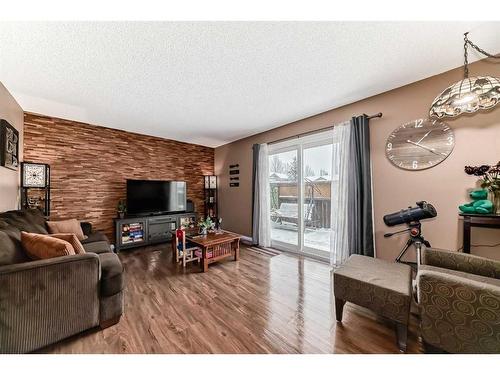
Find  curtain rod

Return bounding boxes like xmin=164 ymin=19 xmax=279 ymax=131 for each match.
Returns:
xmin=268 ymin=112 xmax=383 ymax=145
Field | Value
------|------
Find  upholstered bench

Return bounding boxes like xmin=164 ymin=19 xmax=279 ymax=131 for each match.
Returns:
xmin=333 ymin=255 xmax=412 ymax=352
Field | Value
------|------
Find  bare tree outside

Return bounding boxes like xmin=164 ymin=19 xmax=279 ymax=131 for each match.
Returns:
xmin=287 ymin=156 xmax=298 ymax=181
xmin=270 ymin=155 xmax=286 ymax=173
xmin=305 ymin=165 xmax=315 ymax=177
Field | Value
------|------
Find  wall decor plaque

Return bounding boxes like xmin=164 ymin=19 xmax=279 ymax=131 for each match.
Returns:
xmin=0 ymin=119 xmax=19 ymax=171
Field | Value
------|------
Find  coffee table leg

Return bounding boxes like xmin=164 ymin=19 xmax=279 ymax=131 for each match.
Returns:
xmin=335 ymin=297 xmax=345 ymax=322
xmin=396 ymin=322 xmax=408 ymax=353
xmin=202 ymin=258 xmax=209 ymax=272
xmin=172 ymin=240 xmax=177 ymax=263
xmin=234 ymin=240 xmax=240 ymax=261
xmin=200 ymin=247 xmax=207 ymax=272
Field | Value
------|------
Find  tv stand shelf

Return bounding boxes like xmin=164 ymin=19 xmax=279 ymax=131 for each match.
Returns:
xmin=114 ymin=212 xmax=196 ymax=251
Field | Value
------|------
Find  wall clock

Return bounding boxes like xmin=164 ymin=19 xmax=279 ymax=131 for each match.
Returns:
xmin=385 ymin=118 xmax=454 ymax=170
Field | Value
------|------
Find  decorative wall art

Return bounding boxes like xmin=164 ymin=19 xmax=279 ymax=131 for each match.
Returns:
xmin=229 ymin=164 xmax=239 ymax=187
xmin=0 ymin=119 xmax=19 ymax=171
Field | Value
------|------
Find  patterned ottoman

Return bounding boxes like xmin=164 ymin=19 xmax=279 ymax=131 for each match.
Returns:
xmin=333 ymin=254 xmax=413 ymax=352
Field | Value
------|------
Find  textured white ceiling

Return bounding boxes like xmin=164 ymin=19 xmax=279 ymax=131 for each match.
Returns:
xmin=1 ymin=22 xmax=499 ymax=147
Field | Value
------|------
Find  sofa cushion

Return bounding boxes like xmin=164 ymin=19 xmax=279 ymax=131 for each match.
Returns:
xmin=83 ymin=240 xmax=111 ymax=254
xmin=50 ymin=233 xmax=86 ymax=254
xmin=81 ymin=230 xmax=111 ymax=254
xmin=98 ymin=252 xmax=124 ymax=296
xmin=21 ymin=231 xmax=76 ymax=259
xmin=80 ymin=221 xmax=93 ymax=237
xmin=47 ymin=219 xmax=87 ymax=241
xmin=81 ymin=231 xmax=109 ymax=245
xmin=0 ymin=209 xmax=48 ymax=234
xmin=0 ymin=209 xmax=49 ymax=266
xmin=0 ymin=221 xmax=30 ymax=266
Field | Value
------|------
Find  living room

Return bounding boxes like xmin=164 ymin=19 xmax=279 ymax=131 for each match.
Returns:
xmin=1 ymin=1 xmax=500 ymax=373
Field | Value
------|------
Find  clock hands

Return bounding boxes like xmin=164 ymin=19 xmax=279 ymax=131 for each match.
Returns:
xmin=406 ymin=140 xmax=446 ymax=156
xmin=415 ymin=130 xmax=433 ymax=145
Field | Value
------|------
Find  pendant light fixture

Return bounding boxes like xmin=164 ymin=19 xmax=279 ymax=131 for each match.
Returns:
xmin=429 ymin=32 xmax=500 ymax=118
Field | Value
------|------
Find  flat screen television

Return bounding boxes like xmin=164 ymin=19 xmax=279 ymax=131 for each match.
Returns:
xmin=126 ymin=179 xmax=187 ymax=216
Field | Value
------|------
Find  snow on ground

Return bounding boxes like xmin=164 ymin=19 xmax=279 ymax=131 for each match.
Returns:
xmin=271 ymin=224 xmax=332 ymax=253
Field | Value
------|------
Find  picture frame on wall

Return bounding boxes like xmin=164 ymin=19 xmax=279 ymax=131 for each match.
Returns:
xmin=0 ymin=119 xmax=19 ymax=171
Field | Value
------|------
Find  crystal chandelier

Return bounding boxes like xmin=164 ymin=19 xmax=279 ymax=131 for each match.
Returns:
xmin=429 ymin=32 xmax=500 ymax=118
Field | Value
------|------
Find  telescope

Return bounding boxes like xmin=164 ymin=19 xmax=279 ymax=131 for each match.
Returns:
xmin=383 ymin=201 xmax=437 ymax=266
xmin=383 ymin=201 xmax=437 ymax=227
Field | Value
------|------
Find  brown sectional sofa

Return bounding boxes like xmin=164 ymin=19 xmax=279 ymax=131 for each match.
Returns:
xmin=0 ymin=209 xmax=124 ymax=353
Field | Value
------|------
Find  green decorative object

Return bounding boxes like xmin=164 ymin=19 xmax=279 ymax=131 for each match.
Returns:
xmin=459 ymin=189 xmax=493 ymax=214
xmin=464 ymin=162 xmax=500 ymax=214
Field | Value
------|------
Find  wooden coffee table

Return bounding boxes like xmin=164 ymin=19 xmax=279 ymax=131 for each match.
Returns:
xmin=171 ymin=229 xmax=241 ymax=272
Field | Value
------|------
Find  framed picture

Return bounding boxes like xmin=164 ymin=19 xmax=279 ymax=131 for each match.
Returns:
xmin=0 ymin=119 xmax=19 ymax=171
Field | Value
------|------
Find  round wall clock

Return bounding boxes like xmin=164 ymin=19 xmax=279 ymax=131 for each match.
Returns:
xmin=385 ymin=118 xmax=454 ymax=170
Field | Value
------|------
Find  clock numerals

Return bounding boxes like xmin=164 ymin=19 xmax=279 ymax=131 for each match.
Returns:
xmin=414 ymin=119 xmax=423 ymax=128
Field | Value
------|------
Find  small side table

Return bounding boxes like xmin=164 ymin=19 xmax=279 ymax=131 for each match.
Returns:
xmin=460 ymin=213 xmax=500 ymax=253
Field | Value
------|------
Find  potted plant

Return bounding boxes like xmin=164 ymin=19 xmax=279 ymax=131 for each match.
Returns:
xmin=198 ymin=216 xmax=214 ymax=235
xmin=117 ymin=199 xmax=127 ymax=219
xmin=465 ymin=162 xmax=500 ymax=214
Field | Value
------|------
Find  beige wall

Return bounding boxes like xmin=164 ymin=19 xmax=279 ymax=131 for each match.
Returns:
xmin=215 ymin=59 xmax=500 ymax=261
xmin=0 ymin=82 xmax=23 ymax=212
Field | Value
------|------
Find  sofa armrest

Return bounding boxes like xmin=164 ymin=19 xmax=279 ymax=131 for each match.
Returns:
xmin=416 ymin=265 xmax=500 ymax=353
xmin=0 ymin=253 xmax=100 ymax=275
xmin=80 ymin=221 xmax=93 ymax=236
xmin=422 ymin=248 xmax=500 ymax=279
xmin=0 ymin=254 xmax=101 ymax=353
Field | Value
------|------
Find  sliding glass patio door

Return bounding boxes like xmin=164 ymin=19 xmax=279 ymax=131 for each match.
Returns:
xmin=269 ymin=131 xmax=334 ymax=259
xmin=269 ymin=147 xmax=300 ymax=251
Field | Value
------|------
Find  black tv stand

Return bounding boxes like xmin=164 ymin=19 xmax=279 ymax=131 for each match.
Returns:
xmin=114 ymin=211 xmax=196 ymax=251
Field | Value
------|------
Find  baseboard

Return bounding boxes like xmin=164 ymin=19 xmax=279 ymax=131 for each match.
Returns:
xmin=240 ymin=235 xmax=253 ymax=245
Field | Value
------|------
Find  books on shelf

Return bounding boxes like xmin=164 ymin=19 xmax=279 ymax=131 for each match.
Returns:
xmin=122 ymin=222 xmax=144 ymax=243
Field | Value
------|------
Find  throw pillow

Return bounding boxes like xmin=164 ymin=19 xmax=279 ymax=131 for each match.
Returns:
xmin=49 ymin=233 xmax=86 ymax=254
xmin=46 ymin=219 xmax=87 ymax=241
xmin=21 ymin=231 xmax=76 ymax=260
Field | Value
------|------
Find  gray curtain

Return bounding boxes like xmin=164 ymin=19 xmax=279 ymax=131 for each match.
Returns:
xmin=347 ymin=115 xmax=374 ymax=257
xmin=251 ymin=144 xmax=260 ymax=245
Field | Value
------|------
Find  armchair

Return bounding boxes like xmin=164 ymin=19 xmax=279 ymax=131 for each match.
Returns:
xmin=416 ymin=248 xmax=500 ymax=353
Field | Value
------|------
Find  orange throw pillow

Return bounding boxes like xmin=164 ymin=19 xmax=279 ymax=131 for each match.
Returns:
xmin=21 ymin=231 xmax=76 ymax=260
xmin=49 ymin=233 xmax=86 ymax=254
xmin=46 ymin=219 xmax=87 ymax=241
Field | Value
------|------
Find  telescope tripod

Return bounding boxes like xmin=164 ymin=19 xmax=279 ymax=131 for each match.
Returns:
xmin=384 ymin=221 xmax=431 ymax=267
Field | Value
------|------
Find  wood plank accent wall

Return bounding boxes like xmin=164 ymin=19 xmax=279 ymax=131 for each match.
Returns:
xmin=23 ymin=113 xmax=214 ymax=242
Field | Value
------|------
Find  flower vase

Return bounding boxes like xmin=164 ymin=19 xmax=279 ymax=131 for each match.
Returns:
xmin=199 ymin=227 xmax=207 ymax=235
xmin=493 ymin=191 xmax=500 ymax=215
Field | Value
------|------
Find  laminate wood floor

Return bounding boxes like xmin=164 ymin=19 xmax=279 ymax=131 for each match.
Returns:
xmin=40 ymin=245 xmax=423 ymax=354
